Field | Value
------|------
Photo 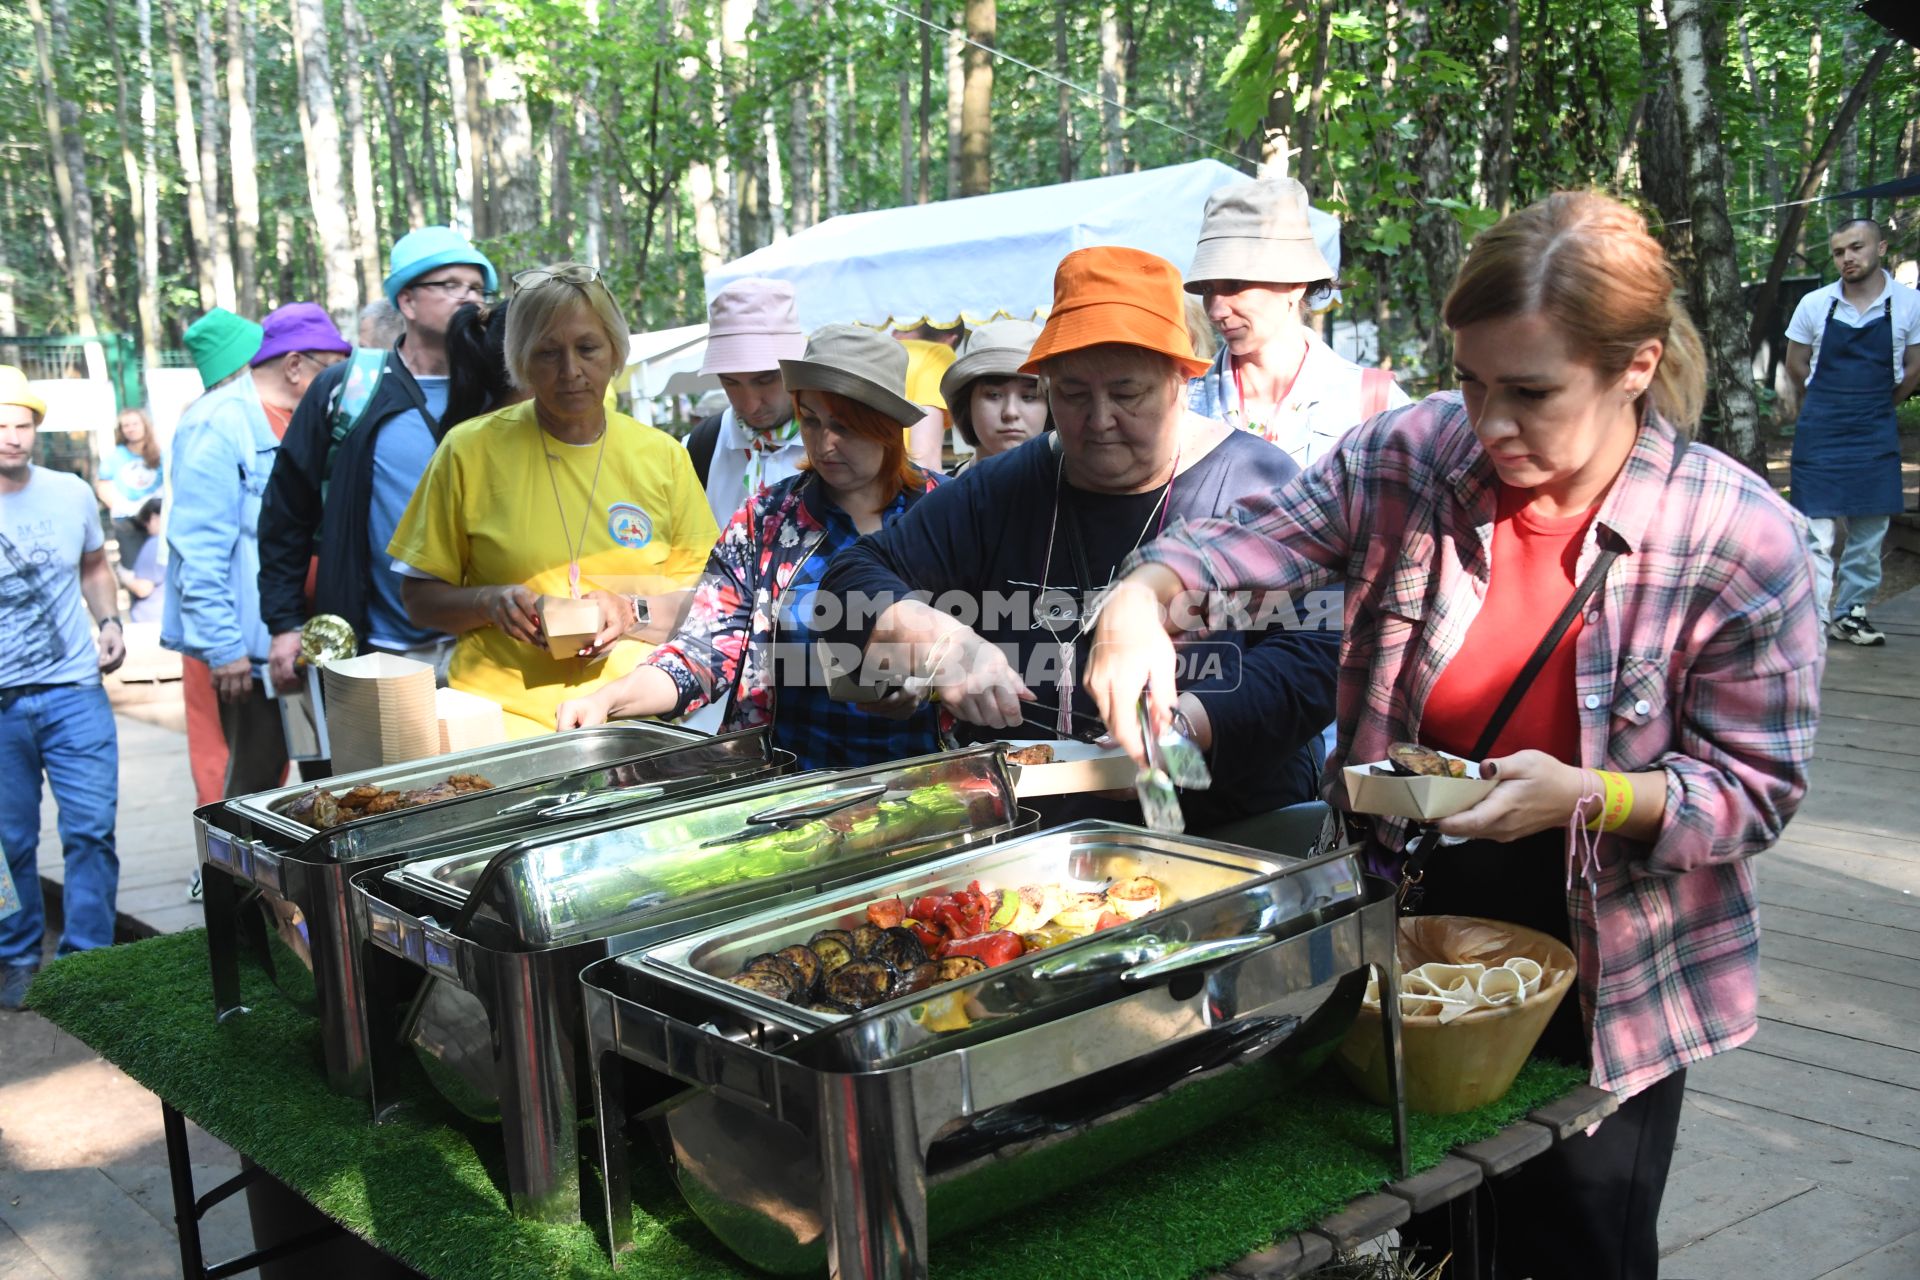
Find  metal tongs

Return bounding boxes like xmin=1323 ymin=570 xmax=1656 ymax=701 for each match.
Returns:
xmin=1134 ymin=697 xmax=1212 ymax=833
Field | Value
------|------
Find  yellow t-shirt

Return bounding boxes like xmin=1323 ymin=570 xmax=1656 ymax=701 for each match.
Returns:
xmin=899 ymin=338 xmax=957 ymax=410
xmin=388 ymin=400 xmax=719 ymax=735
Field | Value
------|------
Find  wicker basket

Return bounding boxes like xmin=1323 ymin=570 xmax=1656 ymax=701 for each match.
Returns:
xmin=1337 ymin=915 xmax=1577 ymax=1115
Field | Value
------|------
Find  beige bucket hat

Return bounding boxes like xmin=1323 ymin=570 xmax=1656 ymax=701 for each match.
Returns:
xmin=1186 ymin=177 xmax=1334 ymax=291
xmin=938 ymin=319 xmax=1043 ymax=410
xmin=779 ymin=324 xmax=923 ymax=426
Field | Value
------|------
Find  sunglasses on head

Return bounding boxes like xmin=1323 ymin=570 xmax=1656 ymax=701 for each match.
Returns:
xmin=513 ymin=264 xmax=604 ymax=290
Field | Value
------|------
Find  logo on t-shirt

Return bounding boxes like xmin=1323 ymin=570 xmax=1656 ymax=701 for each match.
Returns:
xmin=607 ymin=502 xmax=653 ymax=549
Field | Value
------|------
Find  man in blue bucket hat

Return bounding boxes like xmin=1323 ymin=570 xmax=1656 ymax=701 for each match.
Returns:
xmin=258 ymin=228 xmax=498 ymax=705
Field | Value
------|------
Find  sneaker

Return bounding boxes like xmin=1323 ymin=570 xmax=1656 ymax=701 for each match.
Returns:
xmin=1828 ymin=604 xmax=1887 ymax=647
xmin=0 ymin=962 xmax=39 ymax=1012
xmin=187 ymin=870 xmax=202 ymax=902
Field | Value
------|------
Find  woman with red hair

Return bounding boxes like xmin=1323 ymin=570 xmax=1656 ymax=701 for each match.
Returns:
xmin=558 ymin=325 xmax=943 ymax=769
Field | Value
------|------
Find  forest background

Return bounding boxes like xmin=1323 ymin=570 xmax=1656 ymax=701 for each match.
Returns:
xmin=4 ymin=0 xmax=1916 ymax=470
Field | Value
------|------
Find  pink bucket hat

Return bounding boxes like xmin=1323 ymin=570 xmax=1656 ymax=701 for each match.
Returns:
xmin=700 ymin=278 xmax=808 ymax=375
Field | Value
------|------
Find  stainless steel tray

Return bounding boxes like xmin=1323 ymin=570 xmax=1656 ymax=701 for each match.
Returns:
xmin=224 ymin=722 xmax=709 ymax=848
xmin=377 ymin=750 xmax=1022 ymax=950
xmin=631 ymin=823 xmax=1365 ymax=1068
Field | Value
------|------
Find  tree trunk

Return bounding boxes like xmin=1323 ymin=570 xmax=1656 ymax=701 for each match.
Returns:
xmin=1664 ymin=0 xmax=1762 ymax=474
xmin=1404 ymin=2 xmax=1459 ymax=383
xmin=1485 ymin=0 xmax=1522 ymax=214
xmin=1735 ymin=16 xmax=1782 ymax=242
xmin=339 ymin=0 xmax=383 ymax=299
xmin=898 ymin=69 xmax=914 ymax=204
xmin=192 ymin=1 xmax=237 ymax=309
xmin=674 ymin=0 xmax=726 ymax=271
xmin=29 ymin=0 xmax=98 ymax=334
xmin=290 ymin=0 xmax=359 ymax=324
xmin=823 ymin=0 xmax=842 ymax=218
xmin=788 ymin=0 xmax=816 ymax=230
xmin=1053 ymin=4 xmax=1073 ymax=183
xmin=959 ymin=0 xmax=993 ymax=196
xmin=1295 ymin=2 xmax=1333 ymax=190
xmin=442 ymin=0 xmax=477 ymax=234
xmin=108 ymin=0 xmax=161 ymax=357
xmin=161 ymin=0 xmax=218 ymax=309
xmin=1636 ymin=3 xmax=1688 ymax=256
xmin=949 ymin=19 xmax=967 ymax=195
xmin=1746 ymin=41 xmax=1894 ymax=354
xmin=417 ymin=59 xmax=447 ymax=225
xmin=373 ymin=51 xmax=425 ymax=232
xmin=1097 ymin=5 xmax=1124 ymax=176
xmin=764 ymin=114 xmax=787 ymax=241
xmin=225 ymin=0 xmax=261 ymax=314
xmin=720 ymin=0 xmax=764 ymax=250
xmin=551 ymin=97 xmax=575 ymax=255
xmin=1834 ymin=29 xmax=1858 ymax=214
xmin=484 ymin=54 xmax=540 ymax=240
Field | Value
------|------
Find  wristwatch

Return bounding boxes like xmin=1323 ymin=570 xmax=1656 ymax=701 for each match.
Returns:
xmin=625 ymin=595 xmax=651 ymax=630
xmin=98 ymin=615 xmax=123 ymax=631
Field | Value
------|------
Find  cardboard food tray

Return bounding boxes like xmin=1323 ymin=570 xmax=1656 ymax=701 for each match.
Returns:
xmin=322 ymin=653 xmax=440 ymax=772
xmin=1343 ymin=751 xmax=1497 ymax=821
xmin=1001 ymin=738 xmax=1136 ymax=797
xmin=538 ymin=595 xmax=602 ymax=661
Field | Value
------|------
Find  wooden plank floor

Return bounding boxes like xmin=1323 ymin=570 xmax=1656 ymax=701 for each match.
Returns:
xmin=1659 ymin=587 xmax=1920 ymax=1280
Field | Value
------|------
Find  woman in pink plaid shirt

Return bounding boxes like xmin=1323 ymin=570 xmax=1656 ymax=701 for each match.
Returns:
xmin=1087 ymin=192 xmax=1824 ymax=1280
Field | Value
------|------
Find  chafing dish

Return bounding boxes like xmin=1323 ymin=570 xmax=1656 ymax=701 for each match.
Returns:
xmin=353 ymin=746 xmax=1031 ymax=1223
xmin=195 ymin=724 xmax=785 ymax=1096
xmin=583 ymin=822 xmax=1408 ymax=1278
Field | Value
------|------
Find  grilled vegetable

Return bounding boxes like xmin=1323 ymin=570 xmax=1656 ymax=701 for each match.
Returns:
xmin=1007 ymin=884 xmax=1064 ymax=934
xmin=894 ymin=961 xmax=941 ymax=997
xmin=1096 ymin=910 xmax=1130 ymax=931
xmin=987 ymin=889 xmax=1021 ymax=932
xmin=774 ymin=945 xmax=823 ymax=997
xmin=1387 ymin=742 xmax=1458 ymax=778
xmin=744 ymin=953 xmax=805 ymax=993
xmin=1020 ymin=925 xmax=1079 ymax=953
xmin=808 ymin=933 xmax=855 ymax=974
xmin=870 ymin=926 xmax=930 ymax=971
xmin=866 ymin=897 xmax=906 ymax=929
xmin=936 ymin=954 xmax=989 ymax=982
xmin=849 ymin=923 xmax=887 ymax=958
xmin=1104 ymin=875 xmax=1162 ymax=920
xmin=728 ymin=968 xmax=801 ymax=1002
xmin=823 ymin=959 xmax=896 ymax=1011
xmin=943 ymin=930 xmax=1025 ymax=968
xmin=1049 ymin=892 xmax=1109 ymax=932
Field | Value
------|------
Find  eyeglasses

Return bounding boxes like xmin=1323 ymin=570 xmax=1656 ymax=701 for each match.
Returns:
xmin=410 ymin=278 xmax=494 ymax=301
xmin=512 ymin=264 xmax=605 ymax=291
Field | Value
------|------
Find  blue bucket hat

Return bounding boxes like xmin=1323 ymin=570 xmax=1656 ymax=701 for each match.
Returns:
xmin=383 ymin=227 xmax=499 ymax=305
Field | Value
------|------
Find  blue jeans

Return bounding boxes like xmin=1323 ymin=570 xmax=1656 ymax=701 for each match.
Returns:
xmin=1807 ymin=515 xmax=1890 ymax=623
xmin=0 ymin=682 xmax=119 ymax=966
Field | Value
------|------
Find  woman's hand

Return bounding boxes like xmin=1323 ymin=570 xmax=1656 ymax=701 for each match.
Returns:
xmin=578 ymin=590 xmax=637 ymax=659
xmin=1084 ymin=571 xmax=1180 ymax=765
xmin=478 ymin=584 xmax=543 ymax=647
xmin=927 ymin=626 xmax=1033 ymax=730
xmin=1434 ymin=750 xmax=1585 ymax=843
xmin=555 ymin=690 xmax=614 ymax=731
xmin=861 ymin=687 xmax=926 ymax=721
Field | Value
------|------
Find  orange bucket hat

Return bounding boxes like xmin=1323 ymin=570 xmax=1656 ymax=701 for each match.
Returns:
xmin=1020 ymin=246 xmax=1211 ymax=379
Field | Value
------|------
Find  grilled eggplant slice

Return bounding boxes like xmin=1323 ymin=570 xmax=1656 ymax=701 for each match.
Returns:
xmin=936 ymin=954 xmax=989 ymax=982
xmin=810 ymin=927 xmax=856 ymax=953
xmin=849 ymin=923 xmax=887 ymax=958
xmin=1387 ymin=742 xmax=1454 ymax=778
xmin=743 ymin=953 xmax=804 ymax=990
xmin=894 ymin=960 xmax=941 ymax=997
xmin=808 ymin=934 xmax=855 ymax=975
xmin=823 ymin=959 xmax=895 ymax=1011
xmin=869 ymin=926 xmax=929 ymax=971
xmin=728 ymin=967 xmax=801 ymax=1002
xmin=774 ymin=945 xmax=823 ymax=997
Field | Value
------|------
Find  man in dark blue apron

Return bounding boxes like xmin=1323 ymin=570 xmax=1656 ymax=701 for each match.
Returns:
xmin=1785 ymin=218 xmax=1920 ymax=646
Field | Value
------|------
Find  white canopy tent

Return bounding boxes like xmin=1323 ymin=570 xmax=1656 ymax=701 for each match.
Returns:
xmin=705 ymin=160 xmax=1342 ymax=330
xmin=622 ymin=322 xmax=716 ymax=401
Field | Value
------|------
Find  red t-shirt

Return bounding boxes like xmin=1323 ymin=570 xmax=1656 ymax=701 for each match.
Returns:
xmin=1422 ymin=483 xmax=1598 ymax=765
xmin=263 ymin=401 xmax=294 ymax=441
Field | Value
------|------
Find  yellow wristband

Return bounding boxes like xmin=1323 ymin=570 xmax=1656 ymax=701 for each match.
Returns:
xmin=1584 ymin=770 xmax=1633 ymax=833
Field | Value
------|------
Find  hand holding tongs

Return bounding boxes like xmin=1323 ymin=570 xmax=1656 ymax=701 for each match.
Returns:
xmin=1133 ymin=696 xmax=1212 ymax=833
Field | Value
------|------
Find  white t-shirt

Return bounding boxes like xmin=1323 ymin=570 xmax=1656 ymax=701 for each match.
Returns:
xmin=1785 ymin=270 xmax=1920 ymax=386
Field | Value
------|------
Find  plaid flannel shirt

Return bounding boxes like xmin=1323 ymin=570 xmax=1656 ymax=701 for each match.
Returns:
xmin=1126 ymin=393 xmax=1826 ymax=1098
xmin=648 ymin=468 xmax=944 ymax=771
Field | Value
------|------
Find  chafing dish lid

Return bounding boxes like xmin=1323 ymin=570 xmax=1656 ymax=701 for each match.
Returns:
xmin=382 ymin=746 xmax=1020 ymax=948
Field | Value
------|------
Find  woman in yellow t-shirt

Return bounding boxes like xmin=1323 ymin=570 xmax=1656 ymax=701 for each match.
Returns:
xmin=388 ymin=263 xmax=719 ymax=736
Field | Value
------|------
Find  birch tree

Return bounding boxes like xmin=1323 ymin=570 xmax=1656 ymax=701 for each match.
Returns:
xmin=341 ymin=0 xmax=384 ymax=297
xmin=29 ymin=0 xmax=98 ymax=333
xmin=958 ymin=0 xmax=992 ymax=196
xmin=226 ymin=0 xmax=261 ymax=313
xmin=195 ymin=0 xmax=237 ymax=308
xmin=107 ymin=0 xmax=160 ymax=355
xmin=290 ymin=0 xmax=360 ymax=323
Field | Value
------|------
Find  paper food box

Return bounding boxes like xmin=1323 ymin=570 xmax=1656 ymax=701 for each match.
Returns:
xmin=1000 ymin=739 xmax=1137 ymax=798
xmin=538 ymin=595 xmax=603 ymax=662
xmin=277 ymin=664 xmax=332 ymax=763
xmin=436 ymin=687 xmax=507 ymax=755
xmin=321 ymin=653 xmax=439 ymax=773
xmin=1343 ymin=751 xmax=1497 ymax=821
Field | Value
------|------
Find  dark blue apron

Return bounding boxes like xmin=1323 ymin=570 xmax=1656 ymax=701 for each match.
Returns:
xmin=1789 ymin=293 xmax=1902 ymax=518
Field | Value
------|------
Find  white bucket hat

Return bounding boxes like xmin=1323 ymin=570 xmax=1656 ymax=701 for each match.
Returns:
xmin=1186 ymin=177 xmax=1335 ymax=290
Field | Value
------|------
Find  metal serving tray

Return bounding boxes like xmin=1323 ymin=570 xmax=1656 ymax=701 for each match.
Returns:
xmin=194 ymin=725 xmax=786 ymax=1098
xmin=352 ymin=746 xmax=1031 ymax=1224
xmin=583 ymin=823 xmax=1408 ymax=1278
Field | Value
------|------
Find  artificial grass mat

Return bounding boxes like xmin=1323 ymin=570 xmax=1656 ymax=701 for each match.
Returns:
xmin=27 ymin=930 xmax=1586 ymax=1280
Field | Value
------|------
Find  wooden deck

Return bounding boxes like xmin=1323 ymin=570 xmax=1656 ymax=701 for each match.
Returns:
xmin=1659 ymin=588 xmax=1920 ymax=1279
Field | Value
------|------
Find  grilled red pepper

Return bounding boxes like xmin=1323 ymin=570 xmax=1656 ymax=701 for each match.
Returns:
xmin=866 ymin=897 xmax=905 ymax=929
xmin=942 ymin=930 xmax=1024 ymax=968
xmin=908 ymin=919 xmax=947 ymax=956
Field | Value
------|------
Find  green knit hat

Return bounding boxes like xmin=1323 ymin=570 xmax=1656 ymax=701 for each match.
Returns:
xmin=184 ymin=308 xmax=265 ymax=388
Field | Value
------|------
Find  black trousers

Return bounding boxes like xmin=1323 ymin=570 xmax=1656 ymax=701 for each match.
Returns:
xmin=218 ymin=677 xmax=291 ymax=799
xmin=1397 ymin=831 xmax=1687 ymax=1280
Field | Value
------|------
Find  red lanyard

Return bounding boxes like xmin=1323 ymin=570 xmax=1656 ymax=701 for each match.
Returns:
xmin=1232 ymin=340 xmax=1310 ymax=425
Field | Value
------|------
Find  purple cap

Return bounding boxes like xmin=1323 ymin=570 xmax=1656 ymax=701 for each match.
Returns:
xmin=253 ymin=303 xmax=352 ymax=366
